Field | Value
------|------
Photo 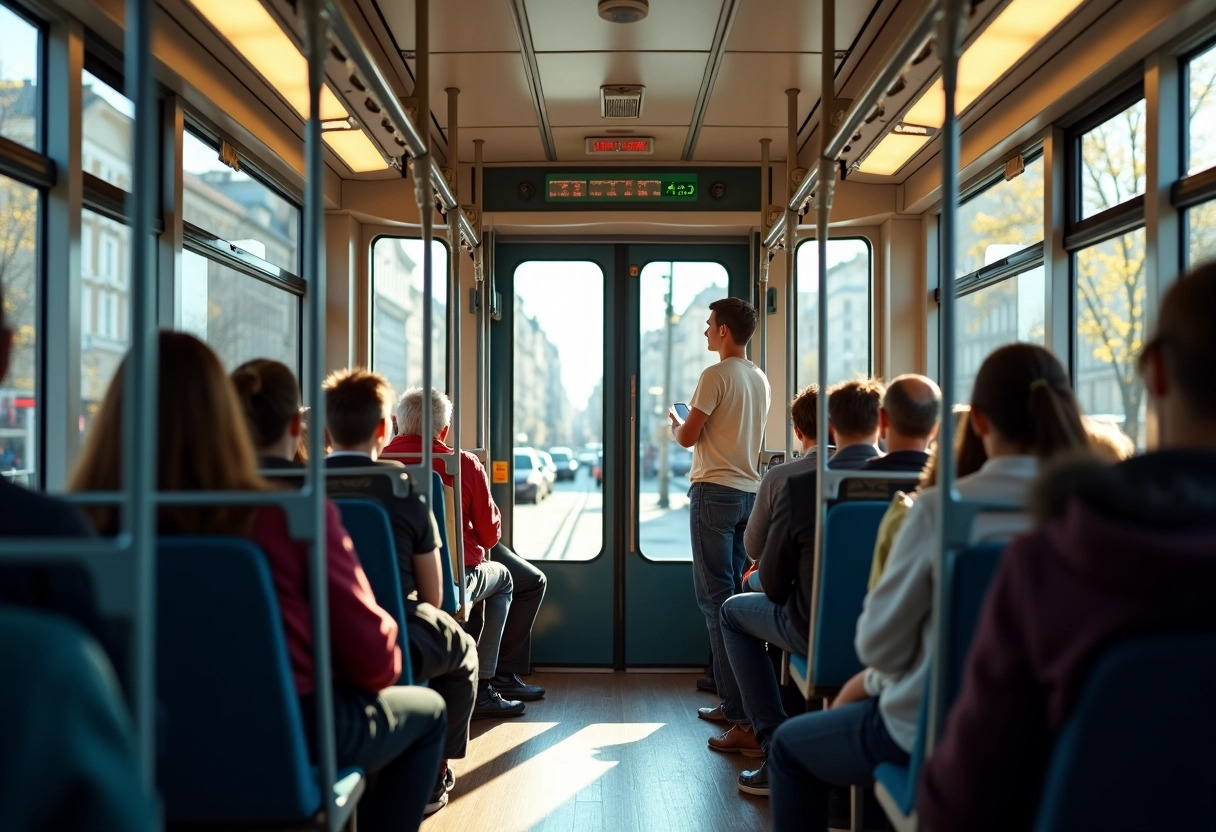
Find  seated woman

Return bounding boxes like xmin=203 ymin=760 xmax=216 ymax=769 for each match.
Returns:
xmin=766 ymin=343 xmax=1089 ymax=832
xmin=69 ymin=332 xmax=447 ymax=831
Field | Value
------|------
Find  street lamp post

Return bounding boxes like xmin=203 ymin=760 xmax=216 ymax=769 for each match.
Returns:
xmin=658 ymin=265 xmax=674 ymax=508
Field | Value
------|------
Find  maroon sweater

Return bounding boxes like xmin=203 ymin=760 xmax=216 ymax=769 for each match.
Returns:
xmin=919 ymin=450 xmax=1216 ymax=832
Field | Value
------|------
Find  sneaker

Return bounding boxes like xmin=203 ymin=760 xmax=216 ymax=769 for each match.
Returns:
xmin=424 ymin=783 xmax=449 ymax=815
xmin=738 ymin=760 xmax=770 ymax=797
xmin=442 ymin=764 xmax=455 ymax=794
xmin=696 ymin=674 xmax=718 ymax=695
xmin=697 ymin=703 xmax=728 ymax=722
xmin=472 ymin=681 xmax=526 ymax=719
xmin=490 ymin=671 xmax=545 ymax=701
xmin=707 ymin=723 xmax=765 ymax=758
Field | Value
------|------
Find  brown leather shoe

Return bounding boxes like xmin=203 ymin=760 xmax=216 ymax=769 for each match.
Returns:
xmin=707 ymin=723 xmax=765 ymax=757
xmin=697 ymin=704 xmax=727 ymax=722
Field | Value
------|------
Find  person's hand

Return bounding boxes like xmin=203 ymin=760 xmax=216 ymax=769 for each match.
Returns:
xmin=831 ymin=670 xmax=870 ymax=709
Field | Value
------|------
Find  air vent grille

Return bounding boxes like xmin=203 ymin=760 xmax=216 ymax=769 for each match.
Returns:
xmin=601 ymin=85 xmax=644 ymax=119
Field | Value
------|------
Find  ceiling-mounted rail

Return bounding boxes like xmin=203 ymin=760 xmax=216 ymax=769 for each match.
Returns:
xmin=763 ymin=0 xmax=940 ymax=251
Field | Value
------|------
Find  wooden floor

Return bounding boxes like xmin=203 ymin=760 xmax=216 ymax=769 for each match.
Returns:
xmin=422 ymin=671 xmax=772 ymax=832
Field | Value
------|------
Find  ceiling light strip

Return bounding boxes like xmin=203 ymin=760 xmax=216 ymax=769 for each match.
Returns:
xmin=681 ymin=0 xmax=742 ymax=162
xmin=507 ymin=0 xmax=557 ymax=162
xmin=766 ymin=0 xmax=942 ymax=249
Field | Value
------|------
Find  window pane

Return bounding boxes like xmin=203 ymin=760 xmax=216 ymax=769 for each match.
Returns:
xmin=371 ymin=238 xmax=448 ymax=396
xmin=180 ymin=250 xmax=299 ymax=370
xmin=1187 ymin=200 xmax=1216 ymax=268
xmin=957 ymin=156 xmax=1044 ymax=277
xmin=512 ymin=261 xmax=604 ymax=562
xmin=0 ymin=174 xmax=39 ymax=484
xmin=1080 ymin=99 xmax=1146 ymax=220
xmin=80 ymin=209 xmax=131 ymax=437
xmin=0 ymin=5 xmax=39 ymax=151
xmin=1075 ymin=228 xmax=1146 ymax=448
xmin=954 ymin=267 xmax=1046 ymax=403
xmin=182 ymin=130 xmax=300 ymax=273
xmin=82 ymin=71 xmax=133 ymax=191
xmin=795 ymin=239 xmax=871 ymax=390
xmin=1187 ymin=42 xmax=1216 ymax=175
xmin=637 ymin=261 xmax=729 ymax=563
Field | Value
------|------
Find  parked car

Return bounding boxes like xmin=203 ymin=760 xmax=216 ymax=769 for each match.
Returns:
xmin=592 ymin=452 xmax=603 ymax=488
xmin=548 ymin=447 xmax=579 ymax=480
xmin=577 ymin=442 xmax=602 ymax=468
xmin=536 ymin=450 xmax=558 ymax=495
xmin=513 ymin=447 xmax=545 ymax=504
xmin=669 ymin=446 xmax=694 ymax=477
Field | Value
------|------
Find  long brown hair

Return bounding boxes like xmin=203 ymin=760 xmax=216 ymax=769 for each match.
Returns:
xmin=231 ymin=358 xmax=301 ymax=451
xmin=70 ymin=331 xmax=268 ymax=535
xmin=970 ymin=343 xmax=1088 ymax=459
xmin=919 ymin=405 xmax=986 ymax=489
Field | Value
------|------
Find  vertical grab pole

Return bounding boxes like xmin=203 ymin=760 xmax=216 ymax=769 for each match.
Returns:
xmin=447 ymin=87 xmax=467 ymax=611
xmin=758 ymin=138 xmax=771 ymax=374
xmin=122 ymin=0 xmax=158 ymax=784
xmin=301 ymin=2 xmax=338 ymax=828
xmin=784 ymin=89 xmax=798 ymax=462
xmin=474 ymin=139 xmax=486 ymax=453
xmin=929 ymin=0 xmax=966 ymax=753
xmin=415 ymin=0 xmax=434 ymax=509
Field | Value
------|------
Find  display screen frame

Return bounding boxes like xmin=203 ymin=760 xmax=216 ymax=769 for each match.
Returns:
xmin=544 ymin=173 xmax=698 ymax=203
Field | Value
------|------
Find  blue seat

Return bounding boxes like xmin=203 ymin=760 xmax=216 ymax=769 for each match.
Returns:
xmin=1032 ymin=633 xmax=1216 ymax=832
xmin=0 ymin=606 xmax=156 ymax=831
xmin=156 ymin=537 xmax=362 ymax=826
xmin=810 ymin=501 xmax=892 ymax=688
xmin=876 ymin=542 xmax=1007 ymax=823
xmin=430 ymin=472 xmax=460 ymax=615
xmin=334 ymin=499 xmax=414 ymax=686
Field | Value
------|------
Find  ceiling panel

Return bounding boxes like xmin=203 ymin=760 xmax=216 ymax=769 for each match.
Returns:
xmin=702 ymin=52 xmax=836 ymax=126
xmin=537 ymin=52 xmax=709 ymax=127
xmin=377 ymin=0 xmax=522 ymax=53
xmin=550 ymin=125 xmax=690 ymax=161
xmin=526 ymin=0 xmax=722 ymax=52
xmin=692 ymin=126 xmax=792 ymax=162
xmin=725 ymin=0 xmax=879 ymax=53
xmin=406 ymin=53 xmax=536 ymax=128
xmin=456 ymin=128 xmax=548 ymax=163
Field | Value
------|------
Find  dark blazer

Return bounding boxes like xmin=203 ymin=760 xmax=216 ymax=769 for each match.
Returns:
xmin=323 ymin=455 xmax=438 ymax=598
xmin=0 ymin=480 xmax=116 ymax=665
xmin=863 ymin=449 xmax=930 ymax=473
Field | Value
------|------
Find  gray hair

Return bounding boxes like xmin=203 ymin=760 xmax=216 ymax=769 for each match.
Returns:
xmin=395 ymin=387 xmax=452 ymax=437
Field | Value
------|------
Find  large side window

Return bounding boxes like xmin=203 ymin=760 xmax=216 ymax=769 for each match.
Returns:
xmin=370 ymin=238 xmax=448 ymax=398
xmin=794 ymin=238 xmax=872 ymax=391
xmin=0 ymin=3 xmax=44 ymax=484
xmin=1182 ymin=41 xmax=1216 ymax=267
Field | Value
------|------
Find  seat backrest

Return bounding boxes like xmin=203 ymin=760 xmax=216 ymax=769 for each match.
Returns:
xmin=811 ymin=500 xmax=891 ymax=686
xmin=0 ymin=606 xmax=155 ymax=832
xmin=430 ymin=471 xmax=460 ymax=615
xmin=942 ymin=541 xmax=1006 ymax=707
xmin=156 ymin=536 xmax=321 ymax=823
xmin=1032 ymin=633 xmax=1216 ymax=832
xmin=333 ymin=499 xmax=413 ymax=686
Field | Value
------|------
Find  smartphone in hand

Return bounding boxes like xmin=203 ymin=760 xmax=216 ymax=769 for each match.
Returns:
xmin=670 ymin=402 xmax=690 ymax=425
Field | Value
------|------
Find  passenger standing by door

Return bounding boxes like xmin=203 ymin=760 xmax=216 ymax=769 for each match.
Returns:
xmin=670 ymin=297 xmax=771 ymax=716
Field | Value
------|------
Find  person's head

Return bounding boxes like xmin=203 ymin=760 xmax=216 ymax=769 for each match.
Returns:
xmin=969 ymin=343 xmax=1087 ymax=459
xmin=323 ymin=368 xmax=395 ymax=455
xmin=705 ymin=297 xmax=757 ymax=352
xmin=1083 ymin=415 xmax=1136 ymax=462
xmin=827 ymin=378 xmax=885 ymax=446
xmin=789 ymin=385 xmax=820 ymax=451
xmin=70 ymin=331 xmax=264 ymax=534
xmin=881 ymin=374 xmax=942 ymax=451
xmin=1138 ymin=260 xmax=1216 ymax=448
xmin=395 ymin=387 xmax=453 ymax=440
xmin=231 ymin=359 xmax=302 ymax=460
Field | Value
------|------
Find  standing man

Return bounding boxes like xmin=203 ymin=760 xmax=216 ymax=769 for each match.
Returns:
xmin=671 ymin=297 xmax=771 ymax=714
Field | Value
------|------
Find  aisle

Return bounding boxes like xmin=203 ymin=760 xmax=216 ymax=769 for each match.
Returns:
xmin=422 ymin=671 xmax=771 ymax=832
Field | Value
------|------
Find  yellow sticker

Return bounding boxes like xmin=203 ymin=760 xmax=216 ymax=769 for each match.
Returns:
xmin=491 ymin=460 xmax=509 ymax=484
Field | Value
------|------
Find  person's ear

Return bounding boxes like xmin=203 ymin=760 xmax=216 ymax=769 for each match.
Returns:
xmin=289 ymin=411 xmax=303 ymax=438
xmin=969 ymin=407 xmax=991 ymax=437
xmin=1143 ymin=346 xmax=1169 ymax=399
xmin=879 ymin=408 xmax=890 ymax=436
xmin=439 ymin=424 xmax=450 ymax=443
xmin=374 ymin=418 xmax=388 ymax=441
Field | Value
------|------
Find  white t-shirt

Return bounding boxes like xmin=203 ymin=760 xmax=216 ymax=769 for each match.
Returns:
xmin=688 ymin=356 xmax=771 ymax=493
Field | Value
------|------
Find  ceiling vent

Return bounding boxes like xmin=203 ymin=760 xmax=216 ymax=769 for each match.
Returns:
xmin=601 ymin=85 xmax=645 ymax=119
xmin=598 ymin=0 xmax=649 ymax=23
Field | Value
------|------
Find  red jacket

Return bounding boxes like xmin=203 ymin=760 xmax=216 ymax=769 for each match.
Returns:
xmin=382 ymin=434 xmax=501 ymax=567
xmin=919 ymin=451 xmax=1216 ymax=832
xmin=252 ymin=502 xmax=401 ymax=696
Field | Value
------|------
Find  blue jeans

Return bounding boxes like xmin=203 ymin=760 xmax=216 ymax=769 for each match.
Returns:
xmin=769 ymin=697 xmax=909 ymax=832
xmin=719 ymin=592 xmax=808 ymax=741
xmin=688 ymin=482 xmax=754 ymax=695
xmin=465 ymin=561 xmax=513 ymax=680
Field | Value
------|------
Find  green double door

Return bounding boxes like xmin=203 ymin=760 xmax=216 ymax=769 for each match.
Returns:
xmin=490 ymin=241 xmax=752 ymax=667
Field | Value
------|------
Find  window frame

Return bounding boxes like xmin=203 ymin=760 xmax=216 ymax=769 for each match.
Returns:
xmin=792 ymin=235 xmax=875 ymax=388
xmin=369 ymin=233 xmax=453 ymax=394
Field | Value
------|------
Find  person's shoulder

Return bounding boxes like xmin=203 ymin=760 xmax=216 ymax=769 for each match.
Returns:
xmin=0 ymin=481 xmax=93 ymax=537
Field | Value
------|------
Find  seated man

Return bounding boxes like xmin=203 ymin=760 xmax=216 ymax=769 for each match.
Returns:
xmin=318 ymin=368 xmax=485 ymax=812
xmin=708 ymin=377 xmax=940 ymax=797
xmin=919 ymin=263 xmax=1216 ymax=831
xmin=384 ymin=387 xmax=544 ymax=706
